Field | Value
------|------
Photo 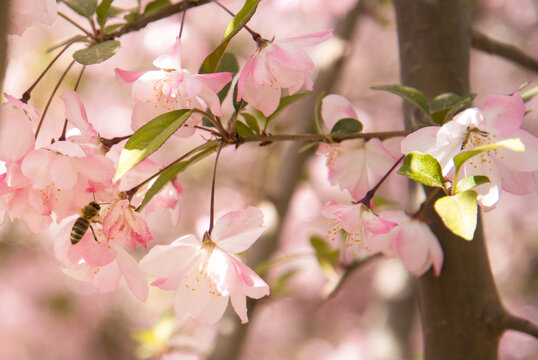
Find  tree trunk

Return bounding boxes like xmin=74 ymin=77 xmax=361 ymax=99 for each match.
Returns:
xmin=394 ymin=1 xmax=505 ymax=359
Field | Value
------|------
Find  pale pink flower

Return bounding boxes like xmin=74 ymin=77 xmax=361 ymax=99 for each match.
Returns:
xmin=116 ymin=38 xmax=233 ymax=137
xmin=237 ymin=30 xmax=333 ymax=116
xmin=401 ymin=93 xmax=538 ymax=209
xmin=317 ymin=95 xmax=397 ymax=201
xmin=141 ymin=178 xmax=182 ymax=226
xmin=9 ymin=0 xmax=57 ymax=35
xmin=322 ymin=201 xmax=396 ymax=261
xmin=55 ymin=224 xmax=148 ymax=301
xmin=101 ymin=198 xmax=154 ymax=250
xmin=140 ymin=207 xmax=270 ymax=324
xmin=60 ymin=91 xmax=100 ymax=148
xmin=371 ymin=210 xmax=443 ymax=277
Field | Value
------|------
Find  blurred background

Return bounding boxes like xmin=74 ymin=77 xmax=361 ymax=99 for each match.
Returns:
xmin=1 ymin=0 xmax=537 ymax=359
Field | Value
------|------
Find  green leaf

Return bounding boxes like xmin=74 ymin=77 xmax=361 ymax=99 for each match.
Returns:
xmin=200 ymin=0 xmax=261 ymax=74
xmin=310 ymin=236 xmax=339 ymax=277
xmin=330 ymin=118 xmax=363 ymax=136
xmin=73 ymin=40 xmax=121 ymax=65
xmin=521 ymin=84 xmax=538 ymax=103
xmin=440 ymin=93 xmax=476 ymax=124
xmin=434 ymin=190 xmax=478 ymax=241
xmin=430 ymin=92 xmax=476 ymax=125
xmin=453 ymin=138 xmax=525 ymax=171
xmin=63 ymin=0 xmax=98 ymax=18
xmin=114 ymin=109 xmax=192 ymax=181
xmin=371 ymin=84 xmax=429 ymax=115
xmin=455 ymin=175 xmax=490 ymax=194
xmin=266 ymin=92 xmax=312 ymax=122
xmin=143 ymin=0 xmax=171 ymax=15
xmin=97 ymin=0 xmax=114 ymax=26
xmin=137 ymin=142 xmax=218 ymax=211
xmin=271 ymin=269 xmax=299 ymax=296
xmin=215 ymin=53 xmax=239 ymax=103
xmin=241 ymin=113 xmax=260 ymax=134
xmin=234 ymin=120 xmax=255 ymax=137
xmin=397 ymin=152 xmax=445 ymax=189
xmin=233 ymin=81 xmax=247 ymax=113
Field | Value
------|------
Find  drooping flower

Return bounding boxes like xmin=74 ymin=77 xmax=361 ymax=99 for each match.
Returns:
xmin=237 ymin=30 xmax=333 ymax=116
xmin=371 ymin=210 xmax=443 ymax=277
xmin=316 ymin=95 xmax=397 ymax=201
xmin=54 ymin=223 xmax=149 ymax=301
xmin=140 ymin=207 xmax=270 ymax=324
xmin=322 ymin=200 xmax=397 ymax=261
xmin=115 ymin=37 xmax=233 ymax=137
xmin=101 ymin=196 xmax=154 ymax=250
xmin=401 ymin=93 xmax=538 ymax=209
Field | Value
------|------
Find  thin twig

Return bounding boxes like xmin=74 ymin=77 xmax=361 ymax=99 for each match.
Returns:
xmin=58 ymin=12 xmax=93 ymax=37
xmin=236 ymin=130 xmax=411 ymax=144
xmin=208 ymin=142 xmax=224 ymax=234
xmin=502 ymin=313 xmax=538 ymax=338
xmin=35 ymin=60 xmax=76 ymax=140
xmin=472 ymin=28 xmax=538 ymax=72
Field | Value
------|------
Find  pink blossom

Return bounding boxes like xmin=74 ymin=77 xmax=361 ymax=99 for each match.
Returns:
xmin=401 ymin=93 xmax=538 ymax=209
xmin=141 ymin=179 xmax=182 ymax=226
xmin=322 ymin=200 xmax=396 ymax=261
xmin=140 ymin=207 xmax=270 ymax=324
xmin=60 ymin=91 xmax=100 ymax=148
xmin=317 ymin=95 xmax=397 ymax=201
xmin=9 ymin=0 xmax=57 ymax=35
xmin=101 ymin=198 xmax=154 ymax=250
xmin=55 ymin=224 xmax=148 ymax=301
xmin=115 ymin=38 xmax=233 ymax=137
xmin=371 ymin=210 xmax=443 ymax=277
xmin=237 ymin=30 xmax=333 ymax=116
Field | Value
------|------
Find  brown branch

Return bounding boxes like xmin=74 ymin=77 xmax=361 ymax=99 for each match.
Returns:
xmin=106 ymin=0 xmax=213 ymax=39
xmin=502 ymin=313 xmax=538 ymax=338
xmin=236 ymin=130 xmax=411 ymax=144
xmin=471 ymin=28 xmax=538 ymax=72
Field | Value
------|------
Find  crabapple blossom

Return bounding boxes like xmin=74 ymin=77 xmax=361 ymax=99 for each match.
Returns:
xmin=401 ymin=93 xmax=538 ymax=209
xmin=371 ymin=210 xmax=443 ymax=277
xmin=8 ymin=0 xmax=57 ymax=35
xmin=237 ymin=30 xmax=333 ymax=116
xmin=55 ymin=224 xmax=148 ymax=301
xmin=101 ymin=197 xmax=154 ymax=250
xmin=317 ymin=95 xmax=397 ymax=201
xmin=322 ymin=200 xmax=396 ymax=261
xmin=115 ymin=37 xmax=233 ymax=137
xmin=140 ymin=207 xmax=270 ymax=325
xmin=60 ymin=91 xmax=100 ymax=147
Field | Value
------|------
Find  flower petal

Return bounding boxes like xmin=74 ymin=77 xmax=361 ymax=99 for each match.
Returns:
xmin=482 ymin=93 xmax=524 ymax=137
xmin=212 ymin=207 xmax=265 ymax=254
xmin=116 ymin=245 xmax=149 ymax=301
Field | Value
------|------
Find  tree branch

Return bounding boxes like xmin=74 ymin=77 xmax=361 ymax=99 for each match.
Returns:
xmin=502 ymin=313 xmax=538 ymax=338
xmin=106 ymin=0 xmax=213 ymax=39
xmin=236 ymin=130 xmax=411 ymax=144
xmin=471 ymin=28 xmax=538 ymax=72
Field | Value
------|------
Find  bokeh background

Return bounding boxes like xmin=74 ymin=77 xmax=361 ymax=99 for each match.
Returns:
xmin=1 ymin=0 xmax=537 ymax=359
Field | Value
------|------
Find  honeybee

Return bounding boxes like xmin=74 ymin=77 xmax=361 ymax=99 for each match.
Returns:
xmin=70 ymin=201 xmax=101 ymax=245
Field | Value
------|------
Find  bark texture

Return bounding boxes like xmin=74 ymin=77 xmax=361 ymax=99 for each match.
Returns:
xmin=393 ymin=1 xmax=505 ymax=359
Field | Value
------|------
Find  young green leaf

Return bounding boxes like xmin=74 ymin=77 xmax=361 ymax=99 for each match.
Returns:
xmin=434 ymin=190 xmax=478 ymax=241
xmin=241 ymin=113 xmax=260 ymax=134
xmin=429 ymin=92 xmax=475 ymax=125
xmin=215 ymin=53 xmax=239 ymax=103
xmin=266 ymin=92 xmax=312 ymax=122
xmin=200 ymin=0 xmax=261 ymax=74
xmin=114 ymin=109 xmax=192 ymax=181
xmin=137 ymin=143 xmax=218 ymax=211
xmin=46 ymin=35 xmax=89 ymax=53
xmin=521 ymin=83 xmax=538 ymax=103
xmin=234 ymin=120 xmax=255 ymax=137
xmin=143 ymin=0 xmax=172 ymax=15
xmin=397 ymin=152 xmax=445 ymax=189
xmin=73 ymin=40 xmax=121 ymax=65
xmin=455 ymin=175 xmax=490 ymax=194
xmin=64 ymin=0 xmax=98 ymax=18
xmin=371 ymin=84 xmax=429 ymax=115
xmin=330 ymin=118 xmax=363 ymax=136
xmin=453 ymin=138 xmax=525 ymax=172
xmin=97 ymin=0 xmax=114 ymax=26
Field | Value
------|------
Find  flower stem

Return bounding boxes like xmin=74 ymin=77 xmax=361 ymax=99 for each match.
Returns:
xmin=178 ymin=9 xmax=187 ymax=38
xmin=358 ymin=155 xmax=404 ymax=207
xmin=20 ymin=41 xmax=76 ymax=103
xmin=58 ymin=12 xmax=93 ymax=37
xmin=213 ymin=0 xmax=265 ymax=43
xmin=35 ymin=60 xmax=76 ymax=140
xmin=208 ymin=142 xmax=225 ymax=235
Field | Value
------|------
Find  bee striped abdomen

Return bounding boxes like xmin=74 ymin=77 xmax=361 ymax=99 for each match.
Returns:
xmin=70 ymin=201 xmax=101 ymax=245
